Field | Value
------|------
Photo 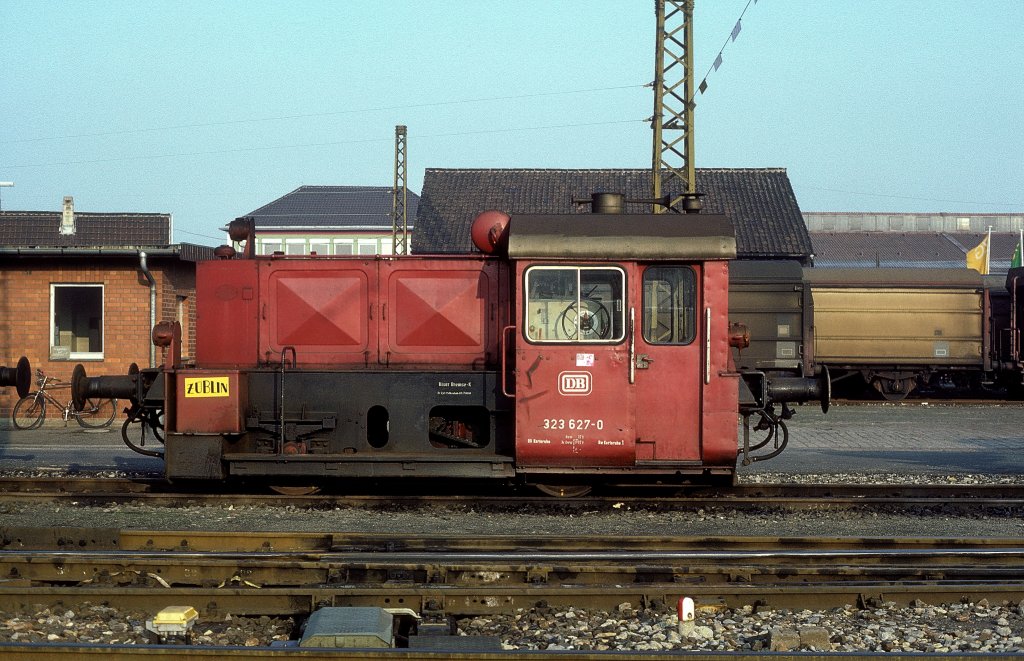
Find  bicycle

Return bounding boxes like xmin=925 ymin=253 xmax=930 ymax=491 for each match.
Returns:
xmin=11 ymin=369 xmax=117 ymax=430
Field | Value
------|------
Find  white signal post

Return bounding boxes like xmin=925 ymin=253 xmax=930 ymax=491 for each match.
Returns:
xmin=677 ymin=596 xmax=695 ymax=636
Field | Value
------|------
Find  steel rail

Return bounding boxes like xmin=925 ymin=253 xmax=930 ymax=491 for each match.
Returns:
xmin=3 ymin=477 xmax=1024 ymax=507
xmin=6 ymin=528 xmax=1024 ymax=552
xmin=2 ymin=532 xmax=1024 ymax=593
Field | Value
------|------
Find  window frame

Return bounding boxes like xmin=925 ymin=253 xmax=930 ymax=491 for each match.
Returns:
xmin=641 ymin=265 xmax=697 ymax=346
xmin=50 ymin=283 xmax=105 ymax=361
xmin=284 ymin=239 xmax=306 ymax=256
xmin=308 ymin=239 xmax=330 ymax=256
xmin=523 ymin=265 xmax=626 ymax=345
xmin=260 ymin=238 xmax=283 ymax=255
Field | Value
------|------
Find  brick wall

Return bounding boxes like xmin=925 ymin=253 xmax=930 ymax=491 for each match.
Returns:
xmin=0 ymin=255 xmax=197 ymax=414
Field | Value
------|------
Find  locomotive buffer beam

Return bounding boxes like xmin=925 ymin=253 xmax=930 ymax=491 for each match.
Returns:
xmin=71 ymin=363 xmax=163 ymax=411
xmin=737 ymin=367 xmax=830 ymax=466
xmin=738 ymin=366 xmax=830 ymax=415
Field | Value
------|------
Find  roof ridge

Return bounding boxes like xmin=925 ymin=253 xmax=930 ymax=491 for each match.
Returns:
xmin=423 ymin=167 xmax=789 ymax=173
xmin=0 ymin=211 xmax=170 ymax=218
xmin=296 ymin=185 xmax=395 ymax=190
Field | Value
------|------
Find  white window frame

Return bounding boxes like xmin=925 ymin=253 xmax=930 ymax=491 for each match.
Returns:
xmin=334 ymin=239 xmax=354 ymax=255
xmin=284 ymin=239 xmax=306 ymax=256
xmin=260 ymin=239 xmax=283 ymax=255
xmin=50 ymin=283 xmax=104 ymax=360
xmin=309 ymin=239 xmax=330 ymax=256
xmin=523 ymin=265 xmax=626 ymax=344
xmin=357 ymin=239 xmax=378 ymax=255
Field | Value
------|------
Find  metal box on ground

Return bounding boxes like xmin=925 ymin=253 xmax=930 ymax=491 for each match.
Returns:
xmin=299 ymin=607 xmax=393 ymax=648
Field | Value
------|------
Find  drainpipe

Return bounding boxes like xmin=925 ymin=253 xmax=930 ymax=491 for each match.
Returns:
xmin=139 ymin=252 xmax=157 ymax=368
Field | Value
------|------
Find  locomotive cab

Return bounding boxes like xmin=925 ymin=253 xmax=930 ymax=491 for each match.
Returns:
xmin=505 ymin=212 xmax=740 ymax=485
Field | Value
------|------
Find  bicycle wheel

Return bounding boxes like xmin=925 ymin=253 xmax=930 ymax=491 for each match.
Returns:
xmin=76 ymin=397 xmax=117 ymax=428
xmin=12 ymin=394 xmax=46 ymax=430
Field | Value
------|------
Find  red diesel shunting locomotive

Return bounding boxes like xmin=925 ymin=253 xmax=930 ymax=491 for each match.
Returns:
xmin=74 ymin=194 xmax=827 ymax=492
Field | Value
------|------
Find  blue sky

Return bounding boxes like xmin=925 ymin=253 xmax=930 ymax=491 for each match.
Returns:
xmin=1 ymin=1 xmax=1021 ymax=246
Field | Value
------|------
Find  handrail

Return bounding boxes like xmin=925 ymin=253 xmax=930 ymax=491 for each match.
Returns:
xmin=500 ymin=325 xmax=516 ymax=398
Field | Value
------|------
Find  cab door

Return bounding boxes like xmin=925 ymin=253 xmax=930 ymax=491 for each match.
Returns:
xmin=514 ymin=263 xmax=634 ymax=467
xmin=632 ymin=264 xmax=703 ymax=462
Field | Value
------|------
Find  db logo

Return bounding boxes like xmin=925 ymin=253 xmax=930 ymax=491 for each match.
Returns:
xmin=558 ymin=371 xmax=592 ymax=396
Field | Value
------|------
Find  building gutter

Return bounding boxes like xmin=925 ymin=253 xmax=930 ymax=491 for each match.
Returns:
xmin=0 ymin=245 xmax=214 ymax=261
xmin=139 ymin=252 xmax=157 ymax=368
xmin=0 ymin=246 xmax=181 ymax=257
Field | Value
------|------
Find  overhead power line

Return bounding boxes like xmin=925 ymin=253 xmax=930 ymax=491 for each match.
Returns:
xmin=175 ymin=228 xmax=229 ymax=242
xmin=0 ymin=84 xmax=647 ymax=146
xmin=0 ymin=119 xmax=644 ymax=170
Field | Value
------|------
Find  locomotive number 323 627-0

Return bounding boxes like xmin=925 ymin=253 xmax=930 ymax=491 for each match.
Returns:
xmin=542 ymin=418 xmax=604 ymax=431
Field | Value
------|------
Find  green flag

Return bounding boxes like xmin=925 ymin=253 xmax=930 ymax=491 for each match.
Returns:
xmin=1014 ymin=235 xmax=1023 ymax=269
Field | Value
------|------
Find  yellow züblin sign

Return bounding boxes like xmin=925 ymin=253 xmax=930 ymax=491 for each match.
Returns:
xmin=184 ymin=377 xmax=230 ymax=398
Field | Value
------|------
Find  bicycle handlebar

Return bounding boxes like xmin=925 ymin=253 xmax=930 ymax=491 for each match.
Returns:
xmin=34 ymin=371 xmax=69 ymax=389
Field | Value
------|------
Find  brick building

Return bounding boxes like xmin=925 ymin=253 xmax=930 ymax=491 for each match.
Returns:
xmin=0 ymin=198 xmax=213 ymax=413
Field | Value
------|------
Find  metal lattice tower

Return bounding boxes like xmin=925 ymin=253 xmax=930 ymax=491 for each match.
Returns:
xmin=651 ymin=0 xmax=695 ymax=212
xmin=391 ymin=125 xmax=409 ymax=255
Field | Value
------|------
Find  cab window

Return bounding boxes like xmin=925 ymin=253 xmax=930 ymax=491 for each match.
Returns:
xmin=524 ymin=266 xmax=625 ymax=343
xmin=642 ymin=266 xmax=696 ymax=344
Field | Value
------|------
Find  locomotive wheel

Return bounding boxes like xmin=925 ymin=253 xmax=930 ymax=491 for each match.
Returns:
xmin=269 ymin=485 xmax=321 ymax=496
xmin=534 ymin=484 xmax=592 ymax=498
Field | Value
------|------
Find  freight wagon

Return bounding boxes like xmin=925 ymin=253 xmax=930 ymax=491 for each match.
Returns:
xmin=804 ymin=268 xmax=1022 ymax=399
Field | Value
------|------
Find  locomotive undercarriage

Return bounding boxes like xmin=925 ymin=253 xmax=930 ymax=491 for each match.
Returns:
xmin=164 ymin=369 xmax=516 ymax=481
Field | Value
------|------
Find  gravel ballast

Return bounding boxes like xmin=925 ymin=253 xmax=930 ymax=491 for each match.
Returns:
xmin=2 ymin=599 xmax=1023 ymax=653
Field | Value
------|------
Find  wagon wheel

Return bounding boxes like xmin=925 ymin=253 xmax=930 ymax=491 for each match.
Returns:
xmin=872 ymin=376 xmax=916 ymax=402
xmin=534 ymin=484 xmax=592 ymax=498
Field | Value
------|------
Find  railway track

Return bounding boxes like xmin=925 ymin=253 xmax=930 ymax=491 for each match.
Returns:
xmin=4 ymin=530 xmax=1024 ymax=608
xmin=1 ymin=476 xmax=1023 ymax=509
xmin=1 ymin=530 xmax=1023 ymax=658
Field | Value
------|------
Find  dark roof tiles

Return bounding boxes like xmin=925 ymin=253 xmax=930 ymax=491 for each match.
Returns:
xmin=812 ymin=231 xmax=1020 ymax=272
xmin=413 ymin=168 xmax=812 ymax=259
xmin=244 ymin=185 xmax=420 ymax=229
xmin=0 ymin=211 xmax=170 ymax=247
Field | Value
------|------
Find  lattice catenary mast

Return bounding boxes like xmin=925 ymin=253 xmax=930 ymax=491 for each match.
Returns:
xmin=651 ymin=0 xmax=695 ymax=213
xmin=391 ymin=125 xmax=409 ymax=255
